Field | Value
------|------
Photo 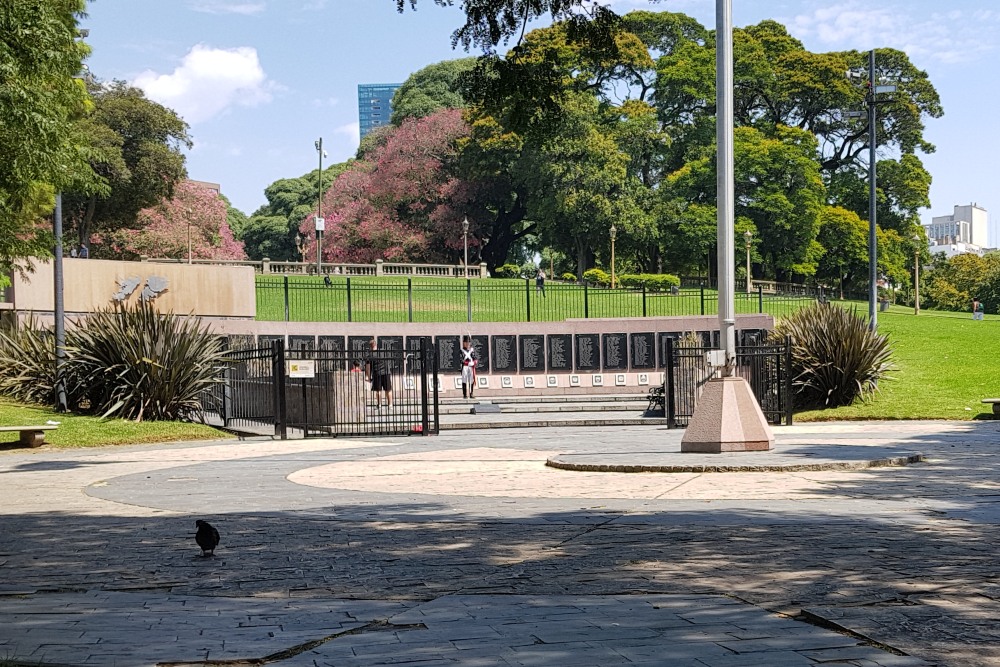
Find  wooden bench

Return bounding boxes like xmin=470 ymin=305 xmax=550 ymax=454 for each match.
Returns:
xmin=0 ymin=425 xmax=58 ymax=447
xmin=982 ymin=399 xmax=1000 ymax=416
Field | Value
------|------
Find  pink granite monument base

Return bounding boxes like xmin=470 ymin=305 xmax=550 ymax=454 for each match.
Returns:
xmin=680 ymin=376 xmax=774 ymax=453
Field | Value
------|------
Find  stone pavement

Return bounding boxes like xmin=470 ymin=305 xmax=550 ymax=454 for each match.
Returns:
xmin=0 ymin=420 xmax=999 ymax=666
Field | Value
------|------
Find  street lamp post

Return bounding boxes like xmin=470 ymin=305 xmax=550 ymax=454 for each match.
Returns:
xmin=609 ymin=224 xmax=617 ymax=289
xmin=743 ymin=229 xmax=752 ymax=294
xmin=462 ymin=217 xmax=469 ymax=279
xmin=847 ymin=50 xmax=895 ymax=331
xmin=314 ymin=138 xmax=326 ymax=275
xmin=913 ymin=233 xmax=922 ymax=316
xmin=295 ymin=233 xmax=306 ymax=264
xmin=53 ymin=193 xmax=67 ymax=412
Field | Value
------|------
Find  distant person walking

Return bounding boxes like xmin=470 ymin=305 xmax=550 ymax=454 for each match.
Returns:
xmin=973 ymin=297 xmax=985 ymax=321
xmin=535 ymin=268 xmax=546 ymax=297
xmin=364 ymin=338 xmax=393 ymax=410
xmin=78 ymin=245 xmax=89 ymax=259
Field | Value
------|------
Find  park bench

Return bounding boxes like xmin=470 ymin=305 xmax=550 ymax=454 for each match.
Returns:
xmin=646 ymin=385 xmax=665 ymax=413
xmin=0 ymin=425 xmax=58 ymax=447
xmin=982 ymin=399 xmax=1000 ymax=416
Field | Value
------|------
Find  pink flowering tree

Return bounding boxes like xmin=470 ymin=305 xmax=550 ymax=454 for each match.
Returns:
xmin=302 ymin=109 xmax=478 ymax=265
xmin=97 ymin=180 xmax=247 ymax=260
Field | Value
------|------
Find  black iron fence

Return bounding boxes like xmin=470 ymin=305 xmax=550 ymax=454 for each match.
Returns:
xmin=664 ymin=335 xmax=793 ymax=428
xmin=201 ymin=341 xmax=439 ymax=438
xmin=257 ymin=276 xmax=827 ymax=323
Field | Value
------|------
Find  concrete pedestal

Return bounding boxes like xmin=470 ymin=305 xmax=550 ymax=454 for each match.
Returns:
xmin=680 ymin=376 xmax=774 ymax=453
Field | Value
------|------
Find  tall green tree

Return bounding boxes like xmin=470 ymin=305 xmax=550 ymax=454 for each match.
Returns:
xmin=63 ymin=80 xmax=191 ymax=254
xmin=391 ymin=57 xmax=478 ymax=125
xmin=0 ymin=0 xmax=98 ymax=282
xmin=240 ymin=162 xmax=351 ymax=261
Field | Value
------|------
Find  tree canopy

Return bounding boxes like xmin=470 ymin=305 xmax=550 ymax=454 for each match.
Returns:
xmin=0 ymin=0 xmax=98 ymax=283
xmin=251 ymin=9 xmax=943 ymax=292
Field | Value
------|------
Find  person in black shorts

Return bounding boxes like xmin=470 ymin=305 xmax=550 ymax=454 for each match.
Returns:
xmin=365 ymin=337 xmax=393 ymax=409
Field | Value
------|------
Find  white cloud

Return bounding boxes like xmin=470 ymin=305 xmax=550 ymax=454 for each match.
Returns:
xmin=335 ymin=122 xmax=361 ymax=147
xmin=311 ymin=96 xmax=340 ymax=108
xmin=189 ymin=1 xmax=266 ymax=15
xmin=133 ymin=45 xmax=275 ymax=124
xmin=784 ymin=2 xmax=998 ymax=64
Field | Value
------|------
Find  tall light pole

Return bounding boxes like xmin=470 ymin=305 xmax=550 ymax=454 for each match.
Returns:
xmin=743 ymin=229 xmax=753 ymax=294
xmin=187 ymin=207 xmax=193 ymax=264
xmin=462 ymin=217 xmax=469 ymax=278
xmin=314 ymin=138 xmax=326 ymax=275
xmin=848 ymin=50 xmax=895 ymax=331
xmin=53 ymin=193 xmax=67 ymax=412
xmin=913 ymin=233 xmax=922 ymax=316
xmin=609 ymin=224 xmax=617 ymax=289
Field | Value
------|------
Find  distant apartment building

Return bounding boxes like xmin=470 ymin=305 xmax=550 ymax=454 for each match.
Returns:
xmin=186 ymin=179 xmax=221 ymax=195
xmin=358 ymin=83 xmax=401 ymax=139
xmin=924 ymin=203 xmax=988 ymax=248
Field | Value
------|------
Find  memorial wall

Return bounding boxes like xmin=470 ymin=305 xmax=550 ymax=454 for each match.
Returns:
xmin=211 ymin=315 xmax=774 ymax=396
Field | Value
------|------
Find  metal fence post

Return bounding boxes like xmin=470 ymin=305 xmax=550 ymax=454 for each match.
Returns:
xmin=432 ymin=347 xmax=440 ymax=434
xmin=466 ymin=278 xmax=472 ymax=323
xmin=584 ymin=283 xmax=589 ymax=318
xmin=758 ymin=283 xmax=764 ymax=313
xmin=420 ymin=346 xmax=430 ymax=435
xmin=784 ymin=335 xmax=794 ymax=425
xmin=346 ymin=277 xmax=353 ymax=322
xmin=272 ymin=339 xmax=287 ymax=440
xmin=642 ymin=284 xmax=647 ymax=317
xmin=700 ymin=285 xmax=705 ymax=316
xmin=283 ymin=275 xmax=290 ymax=322
xmin=665 ymin=337 xmax=676 ymax=428
xmin=525 ymin=278 xmax=531 ymax=322
xmin=407 ymin=278 xmax=413 ymax=323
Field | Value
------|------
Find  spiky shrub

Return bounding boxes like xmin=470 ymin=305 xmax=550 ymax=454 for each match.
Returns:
xmin=771 ymin=303 xmax=894 ymax=408
xmin=69 ymin=301 xmax=226 ymax=421
xmin=0 ymin=314 xmax=59 ymax=405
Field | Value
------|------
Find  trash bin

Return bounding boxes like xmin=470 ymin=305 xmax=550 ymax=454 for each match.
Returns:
xmin=879 ymin=299 xmax=890 ymax=312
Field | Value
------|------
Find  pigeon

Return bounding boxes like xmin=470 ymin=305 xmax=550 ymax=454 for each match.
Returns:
xmin=195 ymin=520 xmax=220 ymax=557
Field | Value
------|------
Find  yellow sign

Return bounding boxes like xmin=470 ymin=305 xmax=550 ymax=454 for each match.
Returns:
xmin=287 ymin=359 xmax=316 ymax=378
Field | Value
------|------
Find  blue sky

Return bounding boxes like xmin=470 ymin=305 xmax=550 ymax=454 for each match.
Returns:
xmin=84 ymin=0 xmax=999 ymax=243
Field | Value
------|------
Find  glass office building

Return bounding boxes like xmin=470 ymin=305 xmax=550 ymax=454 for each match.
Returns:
xmin=358 ymin=83 xmax=402 ymax=139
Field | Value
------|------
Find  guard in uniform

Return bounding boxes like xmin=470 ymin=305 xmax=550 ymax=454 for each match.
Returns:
xmin=460 ymin=336 xmax=479 ymax=399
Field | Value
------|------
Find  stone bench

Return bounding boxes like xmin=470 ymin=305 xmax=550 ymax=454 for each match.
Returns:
xmin=982 ymin=399 xmax=1000 ymax=416
xmin=0 ymin=425 xmax=58 ymax=447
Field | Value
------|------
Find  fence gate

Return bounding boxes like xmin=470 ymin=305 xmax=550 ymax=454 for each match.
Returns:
xmin=664 ymin=336 xmax=792 ymax=428
xmin=203 ymin=342 xmax=440 ymax=438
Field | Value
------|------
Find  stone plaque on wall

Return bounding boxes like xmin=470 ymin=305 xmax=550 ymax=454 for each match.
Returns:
xmin=378 ymin=335 xmax=404 ymax=372
xmin=405 ymin=336 xmax=432 ymax=371
xmin=547 ymin=334 xmax=572 ymax=372
xmin=519 ymin=335 xmax=545 ymax=372
xmin=226 ymin=334 xmax=254 ymax=351
xmin=630 ymin=332 xmax=655 ymax=369
xmin=317 ymin=335 xmax=346 ymax=372
xmin=318 ymin=335 xmax=345 ymax=353
xmin=492 ymin=335 xmax=517 ymax=373
xmin=288 ymin=335 xmax=315 ymax=351
xmin=258 ymin=334 xmax=284 ymax=350
xmin=470 ymin=335 xmax=490 ymax=374
xmin=436 ymin=335 xmax=462 ymax=373
xmin=602 ymin=333 xmax=628 ymax=371
xmin=575 ymin=334 xmax=600 ymax=371
xmin=657 ymin=332 xmax=680 ymax=369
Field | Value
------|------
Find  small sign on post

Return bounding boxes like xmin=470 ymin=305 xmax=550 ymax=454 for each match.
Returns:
xmin=314 ymin=217 xmax=325 ymax=232
xmin=287 ymin=359 xmax=316 ymax=378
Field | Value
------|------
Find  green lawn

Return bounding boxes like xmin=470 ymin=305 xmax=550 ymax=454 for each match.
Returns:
xmin=256 ymin=275 xmax=814 ymax=323
xmin=0 ymin=400 xmax=228 ymax=448
xmin=796 ymin=307 xmax=1000 ymax=421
